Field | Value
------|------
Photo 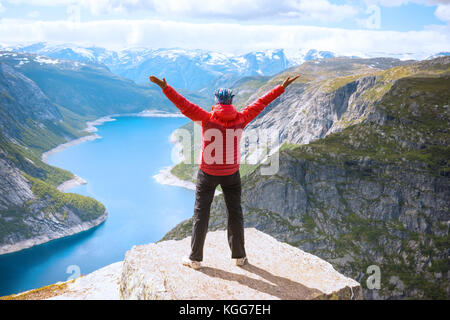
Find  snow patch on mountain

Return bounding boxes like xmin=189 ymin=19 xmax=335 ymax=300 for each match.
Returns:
xmin=34 ymin=56 xmax=60 ymax=65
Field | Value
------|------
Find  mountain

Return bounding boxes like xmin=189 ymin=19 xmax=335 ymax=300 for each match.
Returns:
xmin=0 ymin=63 xmax=81 ymax=153
xmin=1 ymin=40 xmax=448 ymax=299
xmin=12 ymin=42 xmax=118 ymax=67
xmin=7 ymin=43 xmax=338 ymax=92
xmin=0 ymin=51 xmax=182 ymax=121
xmin=108 ymin=47 xmax=292 ymax=91
xmin=285 ymin=49 xmax=337 ymax=66
xmin=238 ymin=57 xmax=417 ymax=147
xmin=164 ymin=56 xmax=450 ymax=299
xmin=6 ymin=43 xmax=448 ymax=94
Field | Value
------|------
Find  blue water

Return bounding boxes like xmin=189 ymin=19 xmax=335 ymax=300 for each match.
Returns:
xmin=0 ymin=116 xmax=194 ymax=296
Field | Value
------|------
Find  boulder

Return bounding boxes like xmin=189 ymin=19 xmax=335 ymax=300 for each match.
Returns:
xmin=120 ymin=228 xmax=362 ymax=300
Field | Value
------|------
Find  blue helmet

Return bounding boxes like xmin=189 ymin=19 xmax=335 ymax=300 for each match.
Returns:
xmin=214 ymin=88 xmax=234 ymax=105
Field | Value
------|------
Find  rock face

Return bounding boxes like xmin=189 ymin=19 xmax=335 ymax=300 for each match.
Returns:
xmin=120 ymin=228 xmax=362 ymax=300
xmin=244 ymin=74 xmax=377 ymax=147
xmin=0 ymin=211 xmax=107 ymax=255
xmin=0 ymin=149 xmax=34 ymax=210
xmin=239 ymin=57 xmax=415 ymax=156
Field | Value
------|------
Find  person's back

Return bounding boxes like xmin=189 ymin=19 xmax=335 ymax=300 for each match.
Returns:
xmin=150 ymin=74 xmax=299 ymax=269
xmin=161 ymin=84 xmax=285 ymax=175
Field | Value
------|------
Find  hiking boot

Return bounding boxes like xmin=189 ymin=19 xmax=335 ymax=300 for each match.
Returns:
xmin=235 ymin=257 xmax=248 ymax=266
xmin=182 ymin=256 xmax=201 ymax=270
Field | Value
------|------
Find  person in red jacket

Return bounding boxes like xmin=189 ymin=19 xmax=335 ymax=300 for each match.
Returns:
xmin=150 ymin=74 xmax=299 ymax=269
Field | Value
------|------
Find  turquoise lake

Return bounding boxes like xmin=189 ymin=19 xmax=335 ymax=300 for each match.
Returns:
xmin=0 ymin=116 xmax=194 ymax=296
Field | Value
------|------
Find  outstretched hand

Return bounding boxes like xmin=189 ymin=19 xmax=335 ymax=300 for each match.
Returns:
xmin=282 ymin=75 xmax=300 ymax=89
xmin=149 ymin=76 xmax=167 ymax=89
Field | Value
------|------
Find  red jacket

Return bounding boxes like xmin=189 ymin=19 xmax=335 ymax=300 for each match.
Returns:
xmin=163 ymin=84 xmax=285 ymax=176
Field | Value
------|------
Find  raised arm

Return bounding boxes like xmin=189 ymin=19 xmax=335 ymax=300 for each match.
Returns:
xmin=240 ymin=75 xmax=300 ymax=126
xmin=149 ymin=76 xmax=211 ymax=123
xmin=240 ymin=85 xmax=284 ymax=126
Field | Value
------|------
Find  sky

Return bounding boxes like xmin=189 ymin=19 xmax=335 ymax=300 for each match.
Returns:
xmin=0 ymin=0 xmax=449 ymax=57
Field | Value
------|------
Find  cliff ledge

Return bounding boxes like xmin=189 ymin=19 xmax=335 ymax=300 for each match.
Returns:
xmin=120 ymin=228 xmax=362 ymax=300
xmin=3 ymin=228 xmax=362 ymax=300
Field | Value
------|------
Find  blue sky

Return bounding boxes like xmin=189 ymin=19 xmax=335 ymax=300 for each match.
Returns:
xmin=0 ymin=0 xmax=449 ymax=57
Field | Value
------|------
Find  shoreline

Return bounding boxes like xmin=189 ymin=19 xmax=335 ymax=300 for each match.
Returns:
xmin=153 ymin=131 xmax=223 ymax=196
xmin=152 ymin=129 xmax=196 ymax=192
xmin=42 ymin=114 xmax=118 ymax=164
xmin=153 ymin=166 xmax=196 ymax=191
xmin=41 ymin=134 xmax=101 ymax=163
xmin=153 ymin=165 xmax=222 ymax=196
xmin=57 ymin=175 xmax=87 ymax=192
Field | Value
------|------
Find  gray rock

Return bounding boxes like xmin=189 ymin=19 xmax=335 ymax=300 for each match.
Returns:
xmin=120 ymin=228 xmax=362 ymax=300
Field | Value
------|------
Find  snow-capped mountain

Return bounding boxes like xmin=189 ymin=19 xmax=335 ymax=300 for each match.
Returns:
xmin=10 ymin=42 xmax=119 ymax=67
xmin=5 ymin=43 xmax=339 ymax=91
xmin=6 ymin=42 xmax=442 ymax=93
xmin=284 ymin=48 xmax=337 ymax=66
xmin=8 ymin=44 xmax=295 ymax=90
xmin=108 ymin=47 xmax=291 ymax=91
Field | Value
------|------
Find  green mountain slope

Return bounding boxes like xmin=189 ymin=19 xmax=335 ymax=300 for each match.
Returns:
xmin=0 ymin=51 xmax=178 ymax=118
xmin=0 ymin=63 xmax=85 ymax=154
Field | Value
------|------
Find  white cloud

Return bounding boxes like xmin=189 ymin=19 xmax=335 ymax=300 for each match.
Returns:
xmin=363 ymin=0 xmax=421 ymax=6
xmin=0 ymin=18 xmax=448 ymax=58
xmin=281 ymin=0 xmax=357 ymax=22
xmin=435 ymin=4 xmax=450 ymax=22
xmin=363 ymin=0 xmax=450 ymax=6
xmin=4 ymin=0 xmax=359 ymax=22
xmin=0 ymin=2 xmax=5 ymax=13
xmin=6 ymin=0 xmax=74 ymax=5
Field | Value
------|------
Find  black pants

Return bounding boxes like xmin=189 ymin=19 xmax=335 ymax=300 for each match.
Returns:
xmin=189 ymin=169 xmax=246 ymax=262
